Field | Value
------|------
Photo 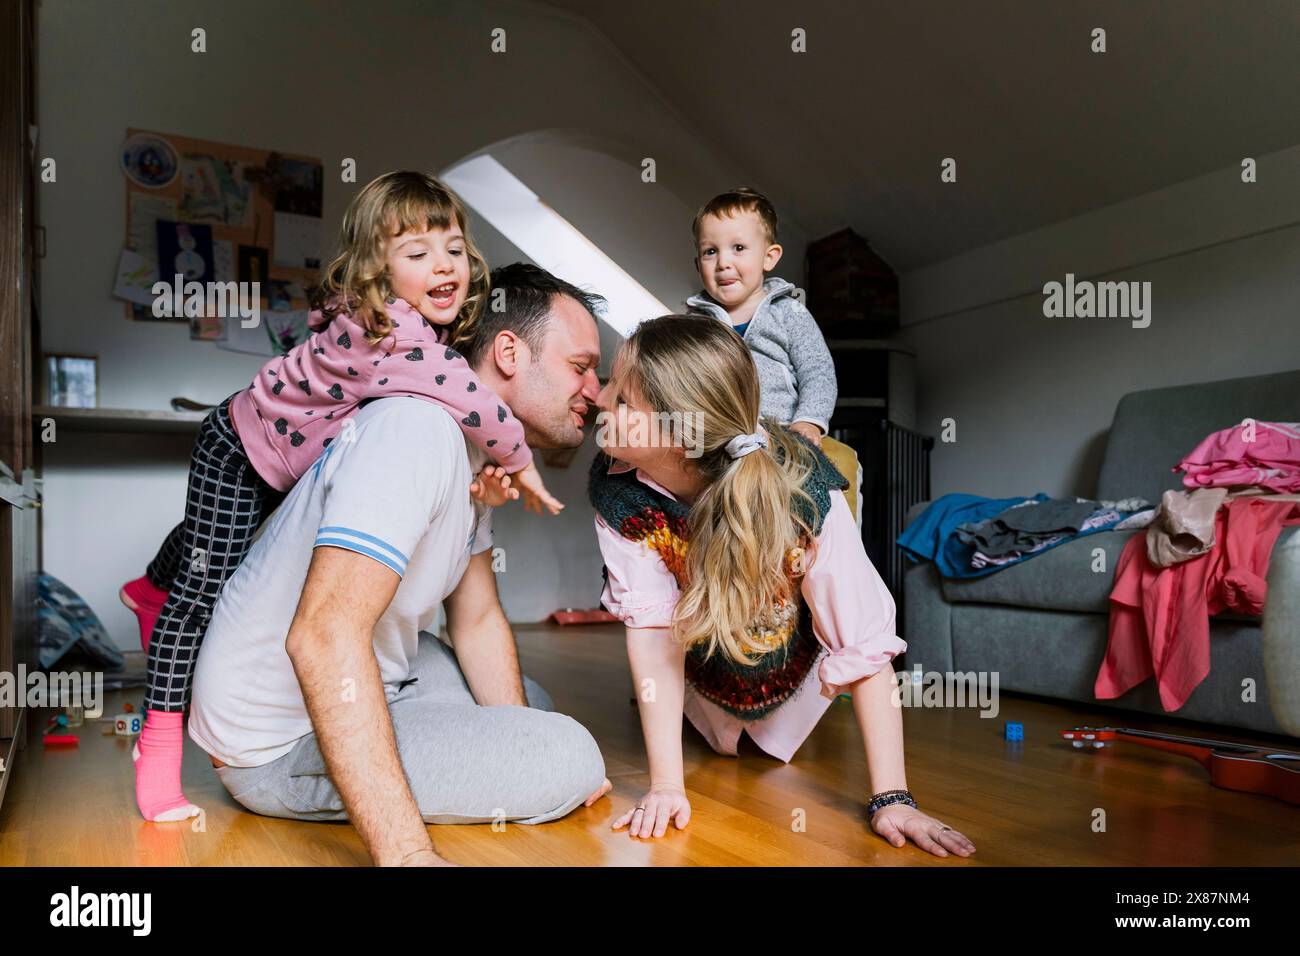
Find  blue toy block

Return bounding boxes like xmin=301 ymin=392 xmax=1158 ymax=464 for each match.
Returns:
xmin=1004 ymin=721 xmax=1024 ymax=741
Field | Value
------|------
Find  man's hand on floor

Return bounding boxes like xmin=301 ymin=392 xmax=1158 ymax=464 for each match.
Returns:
xmin=400 ymin=848 xmax=458 ymax=867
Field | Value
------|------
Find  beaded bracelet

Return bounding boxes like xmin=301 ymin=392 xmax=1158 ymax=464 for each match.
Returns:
xmin=867 ymin=789 xmax=917 ymax=818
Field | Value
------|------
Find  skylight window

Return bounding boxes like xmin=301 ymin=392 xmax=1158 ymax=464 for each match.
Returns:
xmin=441 ymin=154 xmax=667 ymax=338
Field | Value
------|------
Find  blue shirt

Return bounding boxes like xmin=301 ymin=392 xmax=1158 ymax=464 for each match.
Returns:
xmin=897 ymin=493 xmax=1048 ymax=578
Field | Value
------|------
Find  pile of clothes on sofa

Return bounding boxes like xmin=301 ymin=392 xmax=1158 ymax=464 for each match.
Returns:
xmin=1096 ymin=419 xmax=1300 ymax=710
xmin=898 ymin=419 xmax=1300 ymax=712
xmin=897 ymin=491 xmax=1155 ymax=579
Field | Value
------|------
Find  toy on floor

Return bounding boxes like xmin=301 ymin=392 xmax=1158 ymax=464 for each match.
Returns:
xmin=1060 ymin=725 xmax=1300 ymax=805
xmin=549 ymin=608 xmax=619 ymax=625
xmin=1004 ymin=721 xmax=1024 ymax=741
xmin=114 ymin=712 xmax=143 ymax=735
xmin=43 ymin=714 xmax=79 ymax=748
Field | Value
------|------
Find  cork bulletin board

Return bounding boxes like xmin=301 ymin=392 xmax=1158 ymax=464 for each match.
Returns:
xmin=115 ymin=128 xmax=324 ymax=353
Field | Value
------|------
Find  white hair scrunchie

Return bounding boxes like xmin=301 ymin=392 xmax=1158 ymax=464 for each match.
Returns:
xmin=724 ymin=424 xmax=769 ymax=460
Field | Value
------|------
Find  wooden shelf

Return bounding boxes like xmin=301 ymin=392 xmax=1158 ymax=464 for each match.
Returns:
xmin=31 ymin=405 xmax=205 ymax=434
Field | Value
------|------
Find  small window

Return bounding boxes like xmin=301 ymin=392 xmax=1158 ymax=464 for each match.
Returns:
xmin=441 ymin=154 xmax=667 ymax=339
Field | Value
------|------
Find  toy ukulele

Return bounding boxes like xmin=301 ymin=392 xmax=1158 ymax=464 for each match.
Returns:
xmin=1060 ymin=725 xmax=1300 ymax=805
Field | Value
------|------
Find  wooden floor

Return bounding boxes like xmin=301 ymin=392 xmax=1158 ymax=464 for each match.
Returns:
xmin=2 ymin=622 xmax=1297 ymax=866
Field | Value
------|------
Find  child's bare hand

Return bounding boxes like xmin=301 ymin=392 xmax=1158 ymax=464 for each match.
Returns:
xmin=513 ymin=462 xmax=565 ymax=516
xmin=469 ymin=465 xmax=519 ymax=507
xmin=789 ymin=421 xmax=825 ymax=448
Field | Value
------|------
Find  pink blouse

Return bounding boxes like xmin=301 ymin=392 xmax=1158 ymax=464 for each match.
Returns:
xmin=594 ymin=459 xmax=906 ymax=763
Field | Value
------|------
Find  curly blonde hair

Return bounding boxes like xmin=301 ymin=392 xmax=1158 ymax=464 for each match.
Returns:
xmin=311 ymin=171 xmax=491 ymax=346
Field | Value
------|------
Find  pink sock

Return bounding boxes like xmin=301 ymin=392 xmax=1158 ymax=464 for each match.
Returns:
xmin=121 ymin=575 xmax=169 ymax=654
xmin=133 ymin=709 xmax=201 ymax=822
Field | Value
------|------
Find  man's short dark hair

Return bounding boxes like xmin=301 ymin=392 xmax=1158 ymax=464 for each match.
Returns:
xmin=457 ymin=263 xmax=606 ymax=367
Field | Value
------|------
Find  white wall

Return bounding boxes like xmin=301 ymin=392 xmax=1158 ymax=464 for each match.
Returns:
xmin=36 ymin=0 xmax=778 ymax=647
xmin=898 ymin=143 xmax=1300 ymax=500
xmin=484 ymin=130 xmax=809 ymax=326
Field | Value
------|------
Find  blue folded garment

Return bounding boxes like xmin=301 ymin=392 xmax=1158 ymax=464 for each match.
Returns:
xmin=897 ymin=492 xmax=1049 ymax=579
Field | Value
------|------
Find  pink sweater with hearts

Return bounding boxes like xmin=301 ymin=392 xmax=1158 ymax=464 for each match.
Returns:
xmin=229 ymin=297 xmax=531 ymax=492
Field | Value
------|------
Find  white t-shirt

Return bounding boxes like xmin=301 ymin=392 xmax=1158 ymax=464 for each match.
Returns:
xmin=188 ymin=397 xmax=493 ymax=768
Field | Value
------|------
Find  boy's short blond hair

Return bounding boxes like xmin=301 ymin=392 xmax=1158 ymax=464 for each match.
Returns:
xmin=692 ymin=187 xmax=779 ymax=247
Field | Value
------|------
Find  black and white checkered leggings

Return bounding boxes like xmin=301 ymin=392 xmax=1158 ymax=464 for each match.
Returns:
xmin=143 ymin=393 xmax=284 ymax=712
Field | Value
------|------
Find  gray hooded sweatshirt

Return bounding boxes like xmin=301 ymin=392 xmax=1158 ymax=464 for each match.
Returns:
xmin=686 ymin=277 xmax=838 ymax=433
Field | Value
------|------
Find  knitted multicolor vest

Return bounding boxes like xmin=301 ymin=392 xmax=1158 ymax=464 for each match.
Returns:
xmin=588 ymin=429 xmax=849 ymax=720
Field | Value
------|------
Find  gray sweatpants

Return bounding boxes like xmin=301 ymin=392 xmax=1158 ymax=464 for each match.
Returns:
xmin=212 ymin=633 xmax=606 ymax=825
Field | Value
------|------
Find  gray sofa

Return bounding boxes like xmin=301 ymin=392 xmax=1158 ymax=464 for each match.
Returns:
xmin=902 ymin=369 xmax=1300 ymax=739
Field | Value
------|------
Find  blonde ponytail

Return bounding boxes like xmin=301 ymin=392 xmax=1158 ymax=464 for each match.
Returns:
xmin=613 ymin=316 xmax=820 ymax=665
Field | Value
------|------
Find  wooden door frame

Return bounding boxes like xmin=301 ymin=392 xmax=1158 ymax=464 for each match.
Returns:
xmin=1 ymin=0 xmax=37 ymax=476
xmin=0 ymin=0 xmax=41 ymax=756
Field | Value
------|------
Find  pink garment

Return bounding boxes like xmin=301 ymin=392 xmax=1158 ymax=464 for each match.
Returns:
xmin=1095 ymin=496 xmax=1300 ymax=711
xmin=230 ymin=297 xmax=530 ymax=492
xmin=1176 ymin=420 xmax=1300 ymax=494
xmin=594 ymin=458 xmax=906 ymax=763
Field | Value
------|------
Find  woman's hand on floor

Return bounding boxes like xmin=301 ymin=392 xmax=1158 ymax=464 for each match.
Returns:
xmin=613 ymin=785 xmax=691 ymax=838
xmin=870 ymin=805 xmax=976 ymax=858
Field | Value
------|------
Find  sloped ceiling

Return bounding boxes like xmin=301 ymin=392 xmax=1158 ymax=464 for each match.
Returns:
xmin=543 ymin=0 xmax=1300 ymax=271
